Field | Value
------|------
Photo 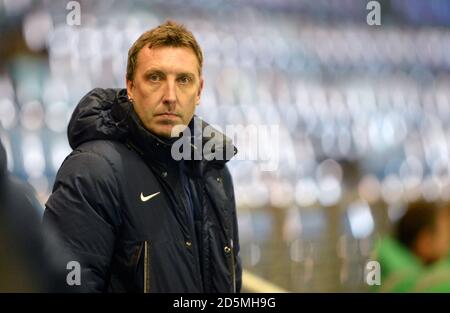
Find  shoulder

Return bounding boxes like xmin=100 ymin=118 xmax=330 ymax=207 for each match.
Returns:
xmin=56 ymin=140 xmax=133 ymax=184
xmin=70 ymin=139 xmax=137 ymax=174
xmin=5 ymin=175 xmax=43 ymax=214
xmin=214 ymin=164 xmax=234 ymax=188
xmin=76 ymin=140 xmax=129 ymax=162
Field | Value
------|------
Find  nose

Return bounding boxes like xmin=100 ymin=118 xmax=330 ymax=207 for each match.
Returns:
xmin=162 ymin=80 xmax=176 ymax=110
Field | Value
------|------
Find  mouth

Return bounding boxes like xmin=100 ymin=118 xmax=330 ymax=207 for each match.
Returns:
xmin=155 ymin=113 xmax=180 ymax=119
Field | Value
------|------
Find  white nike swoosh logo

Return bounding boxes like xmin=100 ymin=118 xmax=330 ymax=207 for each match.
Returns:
xmin=140 ymin=192 xmax=160 ymax=202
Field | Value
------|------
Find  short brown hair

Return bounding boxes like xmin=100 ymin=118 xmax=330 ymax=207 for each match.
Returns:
xmin=126 ymin=20 xmax=203 ymax=82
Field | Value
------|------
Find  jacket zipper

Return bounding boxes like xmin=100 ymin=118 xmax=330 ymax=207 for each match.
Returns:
xmin=143 ymin=241 xmax=150 ymax=293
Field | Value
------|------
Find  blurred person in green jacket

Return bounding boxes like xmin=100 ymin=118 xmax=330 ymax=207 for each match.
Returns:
xmin=373 ymin=200 xmax=450 ymax=292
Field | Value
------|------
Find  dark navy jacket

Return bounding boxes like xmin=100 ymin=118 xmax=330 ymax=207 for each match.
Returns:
xmin=43 ymin=88 xmax=242 ymax=293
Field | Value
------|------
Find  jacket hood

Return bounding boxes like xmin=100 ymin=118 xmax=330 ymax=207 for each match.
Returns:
xmin=67 ymin=88 xmax=237 ymax=164
xmin=68 ymin=88 xmax=129 ymax=149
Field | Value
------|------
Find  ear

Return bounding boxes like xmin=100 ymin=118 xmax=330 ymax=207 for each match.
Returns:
xmin=196 ymin=77 xmax=204 ymax=106
xmin=126 ymin=79 xmax=134 ymax=101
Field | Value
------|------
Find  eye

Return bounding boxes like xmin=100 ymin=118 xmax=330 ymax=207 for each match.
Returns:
xmin=177 ymin=75 xmax=192 ymax=85
xmin=149 ymin=73 xmax=162 ymax=82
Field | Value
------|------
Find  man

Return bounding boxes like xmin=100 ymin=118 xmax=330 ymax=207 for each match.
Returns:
xmin=43 ymin=21 xmax=241 ymax=293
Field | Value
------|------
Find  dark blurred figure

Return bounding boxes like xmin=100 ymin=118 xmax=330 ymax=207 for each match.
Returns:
xmin=0 ymin=139 xmax=74 ymax=292
xmin=396 ymin=200 xmax=450 ymax=266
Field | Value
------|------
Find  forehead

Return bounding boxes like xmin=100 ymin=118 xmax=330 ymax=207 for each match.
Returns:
xmin=136 ymin=46 xmax=200 ymax=75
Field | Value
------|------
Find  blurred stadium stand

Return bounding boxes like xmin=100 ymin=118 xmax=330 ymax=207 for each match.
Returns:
xmin=1 ymin=0 xmax=450 ymax=292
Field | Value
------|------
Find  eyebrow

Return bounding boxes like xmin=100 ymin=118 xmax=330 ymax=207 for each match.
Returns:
xmin=143 ymin=68 xmax=196 ymax=78
xmin=176 ymin=72 xmax=195 ymax=78
xmin=143 ymin=69 xmax=165 ymax=78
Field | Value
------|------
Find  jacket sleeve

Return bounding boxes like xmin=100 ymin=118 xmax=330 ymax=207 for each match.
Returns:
xmin=223 ymin=166 xmax=242 ymax=293
xmin=232 ymin=194 xmax=242 ymax=293
xmin=43 ymin=149 xmax=122 ymax=292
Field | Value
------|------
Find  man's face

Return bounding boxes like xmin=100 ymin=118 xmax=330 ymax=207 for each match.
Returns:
xmin=126 ymin=46 xmax=203 ymax=138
